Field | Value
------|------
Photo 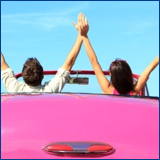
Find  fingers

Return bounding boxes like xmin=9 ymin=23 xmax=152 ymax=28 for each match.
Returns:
xmin=77 ymin=13 xmax=86 ymax=26
xmin=76 ymin=13 xmax=89 ymax=36
xmin=78 ymin=13 xmax=82 ymax=27
xmin=81 ymin=13 xmax=89 ymax=29
xmin=75 ymin=13 xmax=82 ymax=31
xmin=78 ymin=13 xmax=82 ymax=23
xmin=81 ymin=13 xmax=85 ymax=28
xmin=79 ymin=13 xmax=87 ymax=27
xmin=85 ymin=17 xmax=88 ymax=26
xmin=81 ymin=13 xmax=89 ymax=35
xmin=73 ymin=13 xmax=89 ymax=31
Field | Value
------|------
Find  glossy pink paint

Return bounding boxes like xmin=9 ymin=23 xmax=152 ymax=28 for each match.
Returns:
xmin=1 ymin=93 xmax=158 ymax=159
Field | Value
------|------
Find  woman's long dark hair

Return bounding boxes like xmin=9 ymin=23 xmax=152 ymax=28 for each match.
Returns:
xmin=109 ymin=59 xmax=134 ymax=94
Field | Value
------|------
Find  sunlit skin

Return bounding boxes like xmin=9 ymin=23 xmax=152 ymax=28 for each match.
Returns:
xmin=77 ymin=13 xmax=159 ymax=95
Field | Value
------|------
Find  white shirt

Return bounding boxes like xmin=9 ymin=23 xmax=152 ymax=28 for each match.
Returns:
xmin=1 ymin=68 xmax=70 ymax=93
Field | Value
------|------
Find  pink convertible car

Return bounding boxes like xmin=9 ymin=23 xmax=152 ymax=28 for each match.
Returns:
xmin=1 ymin=70 xmax=159 ymax=159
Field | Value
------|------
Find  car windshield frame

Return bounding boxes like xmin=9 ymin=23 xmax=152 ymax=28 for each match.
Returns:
xmin=1 ymin=92 xmax=158 ymax=100
xmin=1 ymin=70 xmax=155 ymax=98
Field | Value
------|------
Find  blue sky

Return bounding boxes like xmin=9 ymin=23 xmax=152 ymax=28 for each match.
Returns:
xmin=1 ymin=1 xmax=159 ymax=96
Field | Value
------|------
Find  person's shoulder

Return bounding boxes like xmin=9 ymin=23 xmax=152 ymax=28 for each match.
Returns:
xmin=131 ymin=90 xmax=140 ymax=96
xmin=1 ymin=68 xmax=13 ymax=74
xmin=54 ymin=67 xmax=70 ymax=78
xmin=58 ymin=67 xmax=70 ymax=74
xmin=104 ymin=84 xmax=115 ymax=94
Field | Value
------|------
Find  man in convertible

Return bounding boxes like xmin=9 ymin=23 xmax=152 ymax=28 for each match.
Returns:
xmin=1 ymin=14 xmax=87 ymax=93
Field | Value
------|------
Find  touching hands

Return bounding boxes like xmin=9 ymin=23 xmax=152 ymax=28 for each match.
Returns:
xmin=73 ymin=13 xmax=89 ymax=37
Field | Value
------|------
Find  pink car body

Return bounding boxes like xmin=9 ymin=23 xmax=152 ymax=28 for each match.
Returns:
xmin=1 ymin=71 xmax=159 ymax=159
xmin=2 ymin=93 xmax=158 ymax=159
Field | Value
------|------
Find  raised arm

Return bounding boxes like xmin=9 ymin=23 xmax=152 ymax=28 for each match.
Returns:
xmin=61 ymin=14 xmax=84 ymax=71
xmin=134 ymin=56 xmax=159 ymax=93
xmin=61 ymin=35 xmax=82 ymax=71
xmin=1 ymin=53 xmax=23 ymax=92
xmin=80 ymin=14 xmax=111 ymax=94
xmin=1 ymin=53 xmax=9 ymax=71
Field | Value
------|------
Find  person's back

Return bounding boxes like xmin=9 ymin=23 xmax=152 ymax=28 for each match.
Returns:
xmin=1 ymin=57 xmax=70 ymax=93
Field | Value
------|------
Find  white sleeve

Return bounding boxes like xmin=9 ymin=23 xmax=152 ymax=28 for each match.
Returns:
xmin=1 ymin=68 xmax=22 ymax=92
xmin=45 ymin=68 xmax=70 ymax=92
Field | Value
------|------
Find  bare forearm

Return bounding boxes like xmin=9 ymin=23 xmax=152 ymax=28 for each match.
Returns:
xmin=82 ymin=36 xmax=100 ymax=69
xmin=62 ymin=34 xmax=83 ymax=71
xmin=147 ymin=56 xmax=159 ymax=73
xmin=140 ymin=57 xmax=159 ymax=78
xmin=135 ymin=56 xmax=159 ymax=92
xmin=82 ymin=35 xmax=110 ymax=92
xmin=1 ymin=62 xmax=9 ymax=71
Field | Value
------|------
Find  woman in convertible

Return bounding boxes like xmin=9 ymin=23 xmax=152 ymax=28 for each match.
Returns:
xmin=78 ymin=13 xmax=159 ymax=95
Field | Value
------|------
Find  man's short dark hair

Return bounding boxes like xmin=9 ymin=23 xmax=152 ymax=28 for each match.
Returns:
xmin=22 ymin=58 xmax=44 ymax=86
